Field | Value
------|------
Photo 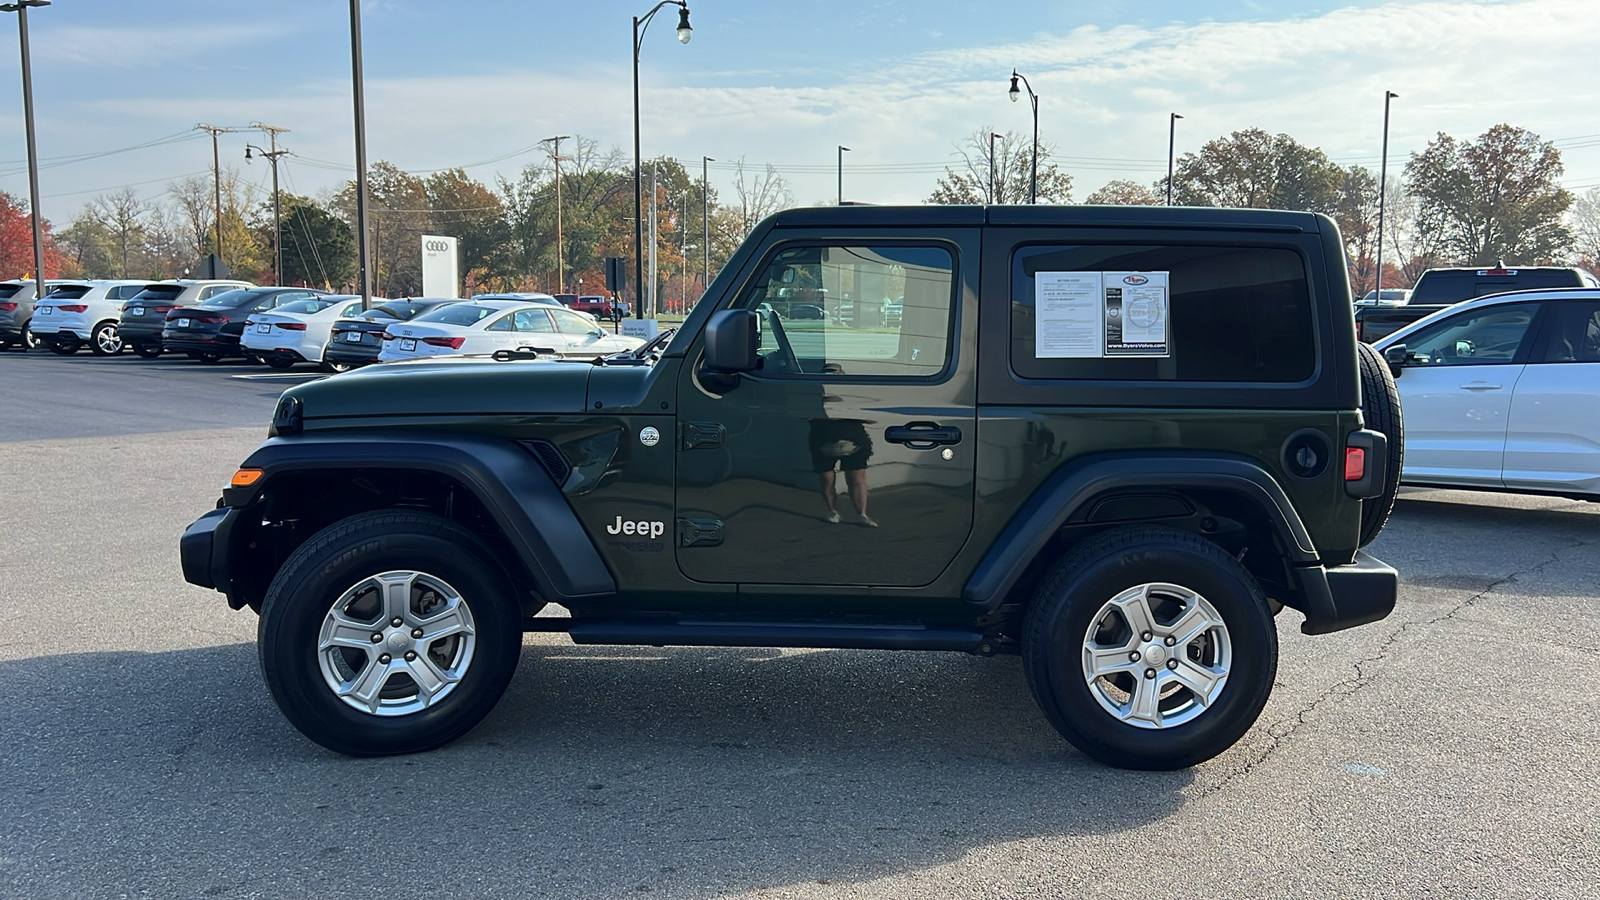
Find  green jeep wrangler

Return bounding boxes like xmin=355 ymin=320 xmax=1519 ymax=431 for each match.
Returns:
xmin=181 ymin=205 xmax=1403 ymax=770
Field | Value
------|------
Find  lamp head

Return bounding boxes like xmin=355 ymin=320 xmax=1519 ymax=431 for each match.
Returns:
xmin=245 ymin=147 xmax=253 ymax=161
xmin=676 ymin=5 xmax=692 ymax=43
xmin=1008 ymin=72 xmax=1020 ymax=102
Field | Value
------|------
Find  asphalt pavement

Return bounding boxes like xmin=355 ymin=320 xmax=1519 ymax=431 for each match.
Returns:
xmin=1 ymin=350 xmax=1597 ymax=899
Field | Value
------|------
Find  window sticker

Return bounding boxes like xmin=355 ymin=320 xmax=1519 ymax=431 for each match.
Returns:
xmin=1034 ymin=270 xmax=1169 ymax=358
xmin=1035 ymin=271 xmax=1104 ymax=358
xmin=1103 ymin=271 xmax=1169 ymax=357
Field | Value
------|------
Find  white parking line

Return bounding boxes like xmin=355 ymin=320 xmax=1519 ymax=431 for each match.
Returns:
xmin=230 ymin=372 xmax=325 ymax=381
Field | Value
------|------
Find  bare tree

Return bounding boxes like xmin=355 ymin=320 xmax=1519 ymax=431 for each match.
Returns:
xmin=1568 ymin=186 xmax=1600 ymax=270
xmin=732 ymin=157 xmax=794 ymax=236
xmin=168 ymin=175 xmax=213 ymax=259
xmin=91 ymin=187 xmax=150 ymax=278
xmin=929 ymin=128 xmax=1072 ymax=205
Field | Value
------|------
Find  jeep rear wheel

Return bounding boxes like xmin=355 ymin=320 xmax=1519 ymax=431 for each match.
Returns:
xmin=257 ymin=510 xmax=522 ymax=756
xmin=1357 ymin=341 xmax=1404 ymax=547
xmin=1022 ymin=526 xmax=1277 ymax=770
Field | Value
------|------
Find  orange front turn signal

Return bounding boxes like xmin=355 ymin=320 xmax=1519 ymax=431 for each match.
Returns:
xmin=231 ymin=468 xmax=264 ymax=487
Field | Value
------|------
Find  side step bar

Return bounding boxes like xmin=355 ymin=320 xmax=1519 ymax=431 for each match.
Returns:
xmin=526 ymin=616 xmax=987 ymax=653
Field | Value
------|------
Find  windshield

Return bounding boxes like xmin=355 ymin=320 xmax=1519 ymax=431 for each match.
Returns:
xmin=130 ymin=285 xmax=185 ymax=303
xmin=413 ymin=303 xmax=500 ymax=326
xmin=275 ymin=298 xmax=337 ymax=315
xmin=378 ymin=301 xmax=447 ymax=320
xmin=197 ymin=289 xmax=270 ymax=309
xmin=1411 ymin=270 xmax=1581 ymax=305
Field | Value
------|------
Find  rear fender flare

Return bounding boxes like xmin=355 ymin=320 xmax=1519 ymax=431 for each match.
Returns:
xmin=963 ymin=453 xmax=1318 ymax=611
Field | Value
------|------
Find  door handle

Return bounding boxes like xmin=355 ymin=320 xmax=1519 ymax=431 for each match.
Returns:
xmin=885 ymin=422 xmax=962 ymax=448
xmin=1459 ymin=382 xmax=1503 ymax=391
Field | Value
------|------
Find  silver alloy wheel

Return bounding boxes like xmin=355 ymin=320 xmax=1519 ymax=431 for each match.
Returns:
xmin=317 ymin=570 xmax=478 ymax=717
xmin=1081 ymin=582 xmax=1232 ymax=730
xmin=94 ymin=323 xmax=123 ymax=354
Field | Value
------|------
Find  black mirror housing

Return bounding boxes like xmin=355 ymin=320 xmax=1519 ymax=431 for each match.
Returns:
xmin=1382 ymin=343 xmax=1407 ymax=378
xmin=703 ymin=309 xmax=760 ymax=373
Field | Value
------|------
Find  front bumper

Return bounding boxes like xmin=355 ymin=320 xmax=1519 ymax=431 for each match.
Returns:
xmin=1293 ymin=550 xmax=1398 ymax=635
xmin=181 ymin=505 xmax=242 ymax=606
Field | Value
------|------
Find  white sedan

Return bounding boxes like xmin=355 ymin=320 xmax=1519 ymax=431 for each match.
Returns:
xmin=377 ymin=299 xmax=644 ymax=362
xmin=243 ymin=295 xmax=374 ymax=369
xmin=1374 ymin=287 xmax=1600 ymax=500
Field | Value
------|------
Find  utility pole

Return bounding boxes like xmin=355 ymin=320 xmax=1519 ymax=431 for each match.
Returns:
xmin=1166 ymin=113 xmax=1183 ymax=206
xmin=1376 ymin=91 xmax=1399 ymax=302
xmin=349 ymin=0 xmax=372 ymax=307
xmin=837 ymin=145 xmax=849 ymax=204
xmin=988 ymin=132 xmax=1003 ymax=204
xmin=702 ymin=155 xmax=713 ymax=290
xmin=194 ymin=124 xmax=239 ymax=269
xmin=648 ymin=164 xmax=658 ymax=318
xmin=248 ymin=123 xmax=290 ymax=283
xmin=2 ymin=0 xmax=49 ymax=304
xmin=541 ymin=135 xmax=570 ymax=291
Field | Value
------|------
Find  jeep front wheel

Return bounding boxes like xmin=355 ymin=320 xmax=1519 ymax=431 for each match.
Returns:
xmin=1022 ymin=526 xmax=1278 ymax=770
xmin=257 ymin=511 xmax=522 ymax=756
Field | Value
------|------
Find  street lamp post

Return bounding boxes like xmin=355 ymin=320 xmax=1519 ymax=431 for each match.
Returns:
xmin=837 ymin=145 xmax=850 ymax=205
xmin=195 ymin=124 xmax=239 ymax=270
xmin=1166 ymin=112 xmax=1183 ymax=206
xmin=542 ymin=135 xmax=571 ymax=291
xmin=632 ymin=0 xmax=692 ymax=318
xmin=245 ymin=123 xmax=289 ymax=283
xmin=987 ymin=132 xmax=1003 ymax=204
xmin=1 ymin=0 xmax=49 ymax=305
xmin=1375 ymin=90 xmax=1398 ymax=302
xmin=702 ymin=155 xmax=712 ymax=288
xmin=348 ymin=0 xmax=372 ymax=308
xmin=1007 ymin=70 xmax=1038 ymax=204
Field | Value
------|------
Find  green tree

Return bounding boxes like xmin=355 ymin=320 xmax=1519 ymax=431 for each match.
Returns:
xmin=1165 ymin=128 xmax=1342 ymax=213
xmin=425 ymin=168 xmax=509 ymax=293
xmin=1084 ymin=179 xmax=1161 ymax=205
xmin=928 ymin=128 xmax=1072 ymax=205
xmin=334 ymin=161 xmax=430 ymax=296
xmin=1405 ymin=124 xmax=1573 ymax=265
xmin=276 ymin=195 xmax=357 ymax=290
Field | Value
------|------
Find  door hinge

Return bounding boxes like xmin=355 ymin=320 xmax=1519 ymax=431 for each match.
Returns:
xmin=677 ymin=517 xmax=724 ymax=547
xmin=680 ymin=421 xmax=726 ymax=450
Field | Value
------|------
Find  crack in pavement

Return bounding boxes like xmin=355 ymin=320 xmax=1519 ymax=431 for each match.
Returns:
xmin=1198 ymin=536 xmax=1593 ymax=796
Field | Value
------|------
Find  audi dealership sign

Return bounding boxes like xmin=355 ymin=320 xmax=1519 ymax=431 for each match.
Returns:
xmin=421 ymin=235 xmax=459 ymax=298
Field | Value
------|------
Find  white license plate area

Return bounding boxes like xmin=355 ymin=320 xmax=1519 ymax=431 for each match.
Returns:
xmin=256 ymin=324 xmax=271 ymax=334
xmin=345 ymin=331 xmax=364 ymax=342
xmin=37 ymin=307 xmax=51 ymax=315
xmin=399 ymin=338 xmax=417 ymax=351
xmin=129 ymin=308 xmax=144 ymax=316
xmin=176 ymin=318 xmax=191 ymax=328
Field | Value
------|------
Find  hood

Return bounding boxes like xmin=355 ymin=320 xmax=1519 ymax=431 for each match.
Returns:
xmin=285 ymin=357 xmax=595 ymax=421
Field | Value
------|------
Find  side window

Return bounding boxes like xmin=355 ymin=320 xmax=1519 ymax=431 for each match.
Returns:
xmin=551 ymin=309 xmax=597 ymax=333
xmin=1536 ymin=302 xmax=1600 ymax=363
xmin=1404 ymin=304 xmax=1538 ymax=366
xmin=342 ymin=303 xmax=364 ymax=317
xmin=484 ymin=314 xmax=513 ymax=332
xmin=735 ymin=244 xmax=954 ymax=378
xmin=512 ymin=310 xmax=555 ymax=332
xmin=1010 ymin=244 xmax=1315 ymax=382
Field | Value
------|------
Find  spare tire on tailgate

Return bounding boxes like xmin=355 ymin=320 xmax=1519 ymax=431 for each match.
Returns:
xmin=1356 ymin=340 xmax=1404 ymax=547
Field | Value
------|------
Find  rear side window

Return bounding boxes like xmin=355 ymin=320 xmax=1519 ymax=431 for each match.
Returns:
xmin=1011 ymin=244 xmax=1316 ymax=383
xmin=1410 ymin=270 xmax=1581 ymax=305
xmin=0 ymin=284 xmax=20 ymax=300
xmin=48 ymin=285 xmax=92 ymax=299
xmin=1537 ymin=302 xmax=1600 ymax=363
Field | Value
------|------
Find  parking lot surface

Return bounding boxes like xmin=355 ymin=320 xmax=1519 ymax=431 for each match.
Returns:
xmin=1 ymin=351 xmax=1597 ymax=899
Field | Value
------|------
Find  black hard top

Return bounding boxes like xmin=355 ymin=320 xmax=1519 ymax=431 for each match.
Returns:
xmin=765 ymin=204 xmax=1324 ymax=232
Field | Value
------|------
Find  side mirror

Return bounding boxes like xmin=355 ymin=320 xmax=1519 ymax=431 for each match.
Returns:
xmin=1383 ymin=343 xmax=1407 ymax=378
xmin=703 ymin=309 xmax=759 ymax=373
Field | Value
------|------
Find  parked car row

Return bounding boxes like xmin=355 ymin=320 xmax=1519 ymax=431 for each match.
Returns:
xmin=2 ymin=279 xmax=648 ymax=371
xmin=1355 ymin=265 xmax=1600 ymax=343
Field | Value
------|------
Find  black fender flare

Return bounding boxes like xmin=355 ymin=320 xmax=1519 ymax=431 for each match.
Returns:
xmin=963 ymin=452 xmax=1319 ymax=611
xmin=226 ymin=433 xmax=616 ymax=604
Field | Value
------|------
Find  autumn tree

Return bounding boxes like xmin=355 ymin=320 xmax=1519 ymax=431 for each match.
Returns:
xmin=928 ymin=128 xmax=1072 ymax=205
xmin=1165 ymin=128 xmax=1343 ymax=213
xmin=1084 ymin=180 xmax=1161 ymax=205
xmin=1404 ymin=124 xmax=1572 ymax=265
xmin=334 ymin=162 xmax=430 ymax=296
xmin=0 ymin=190 xmax=62 ymax=279
xmin=425 ymin=168 xmax=508 ymax=292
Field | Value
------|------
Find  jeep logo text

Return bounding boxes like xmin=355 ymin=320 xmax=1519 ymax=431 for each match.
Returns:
xmin=606 ymin=516 xmax=665 ymax=539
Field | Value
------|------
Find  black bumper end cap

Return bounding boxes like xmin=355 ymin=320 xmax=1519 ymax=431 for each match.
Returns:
xmin=180 ymin=506 xmax=235 ymax=593
xmin=1294 ymin=550 xmax=1398 ymax=635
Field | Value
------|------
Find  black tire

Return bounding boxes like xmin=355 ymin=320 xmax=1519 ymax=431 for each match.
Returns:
xmin=46 ymin=337 xmax=78 ymax=355
xmin=21 ymin=321 xmax=38 ymax=350
xmin=321 ymin=359 xmax=354 ymax=374
xmin=1356 ymin=341 xmax=1404 ymax=547
xmin=257 ymin=510 xmax=523 ymax=756
xmin=264 ymin=357 xmax=296 ymax=370
xmin=197 ymin=351 xmax=224 ymax=363
xmin=1022 ymin=526 xmax=1278 ymax=770
xmin=131 ymin=343 xmax=162 ymax=359
xmin=89 ymin=321 xmax=124 ymax=356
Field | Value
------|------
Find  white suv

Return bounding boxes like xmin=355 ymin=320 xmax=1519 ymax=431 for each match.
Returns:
xmin=31 ymin=280 xmax=156 ymax=356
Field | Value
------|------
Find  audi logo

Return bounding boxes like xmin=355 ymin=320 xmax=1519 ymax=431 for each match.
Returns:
xmin=425 ymin=240 xmax=451 ymax=252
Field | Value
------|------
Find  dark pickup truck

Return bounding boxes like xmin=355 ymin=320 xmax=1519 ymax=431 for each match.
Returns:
xmin=1357 ymin=266 xmax=1599 ymax=342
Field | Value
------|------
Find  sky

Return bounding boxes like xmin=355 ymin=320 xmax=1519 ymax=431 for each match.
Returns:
xmin=1 ymin=0 xmax=1598 ymax=227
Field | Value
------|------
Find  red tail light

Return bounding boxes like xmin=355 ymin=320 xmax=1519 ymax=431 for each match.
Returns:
xmin=1344 ymin=447 xmax=1366 ymax=481
xmin=380 ymin=331 xmax=395 ymax=341
xmin=422 ymin=336 xmax=466 ymax=349
xmin=277 ymin=322 xmax=307 ymax=331
xmin=57 ymin=304 xmax=88 ymax=313
xmin=0 ymin=302 xmax=16 ymax=311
